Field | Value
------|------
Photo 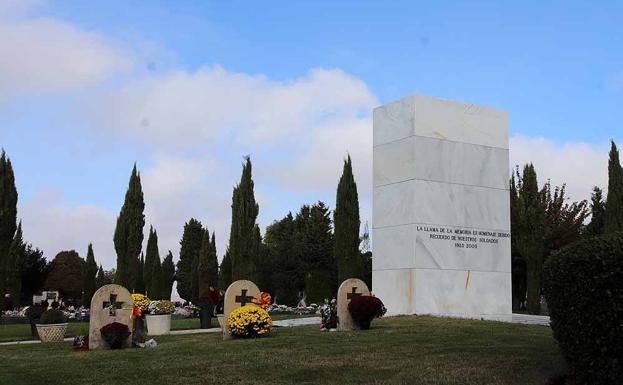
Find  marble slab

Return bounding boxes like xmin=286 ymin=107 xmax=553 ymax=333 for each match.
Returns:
xmin=370 ymin=269 xmax=415 ymax=315
xmin=374 ymin=136 xmax=509 ymax=189
xmin=374 ymin=179 xmax=510 ymax=230
xmin=373 ymin=95 xmax=508 ymax=149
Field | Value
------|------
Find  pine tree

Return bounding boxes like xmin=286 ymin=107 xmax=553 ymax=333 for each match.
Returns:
xmin=7 ymin=222 xmax=25 ymax=307
xmin=144 ymin=227 xmax=160 ymax=297
xmin=605 ymin=141 xmax=623 ymax=233
xmin=586 ymin=186 xmax=606 ymax=236
xmin=516 ymin=164 xmax=546 ymax=315
xmin=176 ymin=218 xmax=203 ymax=302
xmin=113 ymin=164 xmax=145 ymax=291
xmin=81 ymin=243 xmax=98 ymax=307
xmin=334 ymin=155 xmax=362 ymax=283
xmin=161 ymin=251 xmax=175 ymax=300
xmin=0 ymin=151 xmax=18 ymax=299
xmin=264 ymin=213 xmax=299 ymax=305
xmin=229 ymin=157 xmax=260 ymax=282
xmin=95 ymin=265 xmax=106 ymax=290
xmin=302 ymin=202 xmax=335 ymax=303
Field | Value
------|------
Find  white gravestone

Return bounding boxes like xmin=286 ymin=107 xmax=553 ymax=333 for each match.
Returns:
xmin=372 ymin=95 xmax=512 ymax=321
xmin=223 ymin=280 xmax=261 ymax=339
xmin=88 ymin=284 xmax=134 ymax=350
xmin=337 ymin=278 xmax=370 ymax=331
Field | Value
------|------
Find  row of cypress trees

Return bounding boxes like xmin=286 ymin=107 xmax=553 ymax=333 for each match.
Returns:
xmin=511 ymin=140 xmax=623 ymax=314
xmin=0 ymin=151 xmax=21 ymax=308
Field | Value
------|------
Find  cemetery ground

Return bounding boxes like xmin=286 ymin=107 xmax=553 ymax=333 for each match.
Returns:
xmin=0 ymin=316 xmax=565 ymax=385
xmin=0 ymin=314 xmax=315 ymax=343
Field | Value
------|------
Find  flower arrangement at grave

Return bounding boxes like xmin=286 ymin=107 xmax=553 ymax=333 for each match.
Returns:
xmin=100 ymin=321 xmax=131 ymax=349
xmin=347 ymin=295 xmax=387 ymax=330
xmin=131 ymin=293 xmax=150 ymax=344
xmin=132 ymin=293 xmax=150 ymax=316
xmin=320 ymin=298 xmax=338 ymax=331
xmin=251 ymin=292 xmax=272 ymax=310
xmin=227 ymin=305 xmax=273 ymax=338
xmin=147 ymin=300 xmax=175 ymax=315
xmin=73 ymin=335 xmax=89 ymax=352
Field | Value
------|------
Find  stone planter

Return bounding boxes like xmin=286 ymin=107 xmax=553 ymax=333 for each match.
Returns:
xmin=36 ymin=323 xmax=68 ymax=342
xmin=145 ymin=314 xmax=171 ymax=335
xmin=217 ymin=314 xmax=225 ymax=329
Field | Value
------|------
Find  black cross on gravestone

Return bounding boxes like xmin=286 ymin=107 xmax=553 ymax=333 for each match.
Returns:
xmin=235 ymin=289 xmax=254 ymax=306
xmin=347 ymin=287 xmax=362 ymax=300
xmin=103 ymin=293 xmax=125 ymax=316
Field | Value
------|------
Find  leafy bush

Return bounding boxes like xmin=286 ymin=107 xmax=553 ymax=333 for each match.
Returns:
xmin=348 ymin=295 xmax=386 ymax=330
xmin=543 ymin=233 xmax=623 ymax=384
xmin=227 ymin=305 xmax=272 ymax=338
xmin=100 ymin=322 xmax=131 ymax=349
xmin=38 ymin=309 xmax=66 ymax=325
xmin=25 ymin=303 xmax=46 ymax=321
xmin=147 ymin=300 xmax=175 ymax=315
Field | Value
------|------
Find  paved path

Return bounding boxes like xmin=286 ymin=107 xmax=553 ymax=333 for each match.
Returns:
xmin=511 ymin=313 xmax=550 ymax=326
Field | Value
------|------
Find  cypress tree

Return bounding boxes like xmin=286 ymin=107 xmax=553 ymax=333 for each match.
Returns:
xmin=0 ymin=151 xmax=18 ymax=299
xmin=113 ymin=164 xmax=145 ymax=291
xmin=586 ymin=186 xmax=606 ymax=236
xmin=334 ymin=155 xmax=363 ymax=283
xmin=229 ymin=157 xmax=260 ymax=281
xmin=176 ymin=218 xmax=203 ymax=302
xmin=149 ymin=252 xmax=162 ymax=299
xmin=219 ymin=250 xmax=232 ymax=290
xmin=144 ymin=226 xmax=160 ymax=297
xmin=7 ymin=222 xmax=25 ymax=307
xmin=604 ymin=141 xmax=623 ymax=233
xmin=81 ymin=243 xmax=98 ymax=307
xmin=197 ymin=229 xmax=212 ymax=297
xmin=161 ymin=251 xmax=175 ymax=300
xmin=209 ymin=233 xmax=219 ymax=290
xmin=510 ymin=170 xmax=526 ymax=311
xmin=135 ymin=253 xmax=146 ymax=294
xmin=95 ymin=265 xmax=106 ymax=290
xmin=516 ymin=164 xmax=546 ymax=315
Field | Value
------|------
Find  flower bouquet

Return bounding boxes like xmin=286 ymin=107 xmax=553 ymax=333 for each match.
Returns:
xmin=100 ymin=322 xmax=131 ymax=349
xmin=145 ymin=300 xmax=175 ymax=335
xmin=131 ymin=293 xmax=150 ymax=343
xmin=347 ymin=295 xmax=387 ymax=330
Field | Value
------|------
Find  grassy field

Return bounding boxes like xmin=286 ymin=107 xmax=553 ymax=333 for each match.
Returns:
xmin=0 ymin=316 xmax=565 ymax=385
xmin=0 ymin=314 xmax=315 ymax=342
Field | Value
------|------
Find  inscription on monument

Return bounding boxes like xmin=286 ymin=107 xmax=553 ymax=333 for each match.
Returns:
xmin=416 ymin=225 xmax=510 ymax=250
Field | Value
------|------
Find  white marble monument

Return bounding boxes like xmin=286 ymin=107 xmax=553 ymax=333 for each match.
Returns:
xmin=372 ymin=95 xmax=512 ymax=321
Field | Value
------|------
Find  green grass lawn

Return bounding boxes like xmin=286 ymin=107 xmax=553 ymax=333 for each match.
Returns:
xmin=0 ymin=314 xmax=316 ymax=342
xmin=0 ymin=316 xmax=565 ymax=385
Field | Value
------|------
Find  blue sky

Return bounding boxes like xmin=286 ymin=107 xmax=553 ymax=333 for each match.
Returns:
xmin=1 ymin=0 xmax=621 ymax=270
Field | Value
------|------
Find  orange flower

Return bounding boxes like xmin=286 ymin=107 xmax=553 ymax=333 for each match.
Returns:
xmin=132 ymin=306 xmax=142 ymax=319
xmin=251 ymin=292 xmax=272 ymax=310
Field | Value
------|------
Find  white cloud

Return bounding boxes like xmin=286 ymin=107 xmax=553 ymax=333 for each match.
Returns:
xmin=0 ymin=16 xmax=132 ymax=97
xmin=19 ymin=189 xmax=117 ymax=268
xmin=509 ymin=135 xmax=609 ymax=202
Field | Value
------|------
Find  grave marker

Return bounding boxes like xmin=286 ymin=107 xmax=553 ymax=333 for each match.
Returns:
xmin=223 ymin=280 xmax=260 ymax=339
xmin=88 ymin=284 xmax=133 ymax=350
xmin=337 ymin=278 xmax=370 ymax=331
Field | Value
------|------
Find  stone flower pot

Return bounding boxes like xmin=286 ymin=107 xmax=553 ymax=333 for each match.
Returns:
xmin=145 ymin=314 xmax=171 ymax=335
xmin=36 ymin=323 xmax=68 ymax=342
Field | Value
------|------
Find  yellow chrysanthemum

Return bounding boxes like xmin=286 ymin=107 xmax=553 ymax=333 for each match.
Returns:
xmin=132 ymin=293 xmax=150 ymax=311
xmin=227 ymin=305 xmax=272 ymax=338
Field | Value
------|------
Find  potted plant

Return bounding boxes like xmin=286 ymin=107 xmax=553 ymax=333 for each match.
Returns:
xmin=347 ymin=295 xmax=387 ymax=330
xmin=35 ymin=309 xmax=68 ymax=342
xmin=145 ymin=300 xmax=175 ymax=335
xmin=100 ymin=322 xmax=131 ymax=349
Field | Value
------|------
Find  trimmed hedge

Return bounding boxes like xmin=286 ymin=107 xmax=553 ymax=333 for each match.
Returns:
xmin=543 ymin=233 xmax=623 ymax=384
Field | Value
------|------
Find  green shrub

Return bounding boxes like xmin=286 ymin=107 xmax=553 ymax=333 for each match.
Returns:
xmin=38 ymin=309 xmax=67 ymax=325
xmin=543 ymin=233 xmax=623 ymax=384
